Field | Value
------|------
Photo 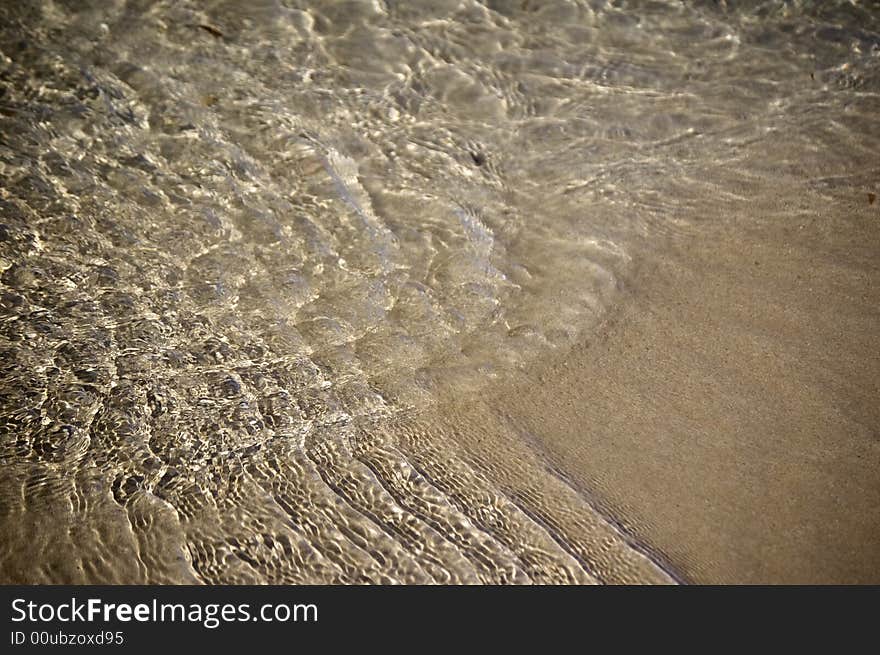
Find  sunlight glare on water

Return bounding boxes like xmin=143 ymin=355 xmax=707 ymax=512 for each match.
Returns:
xmin=0 ymin=0 xmax=877 ymax=583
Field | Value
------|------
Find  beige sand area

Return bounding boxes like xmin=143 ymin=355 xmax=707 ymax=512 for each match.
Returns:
xmin=417 ymin=181 xmax=880 ymax=584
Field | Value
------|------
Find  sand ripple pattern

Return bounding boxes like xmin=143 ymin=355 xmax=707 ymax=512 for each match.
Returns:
xmin=1 ymin=1 xmax=877 ymax=583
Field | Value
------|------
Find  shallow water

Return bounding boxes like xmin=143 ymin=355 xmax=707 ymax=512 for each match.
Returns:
xmin=1 ymin=1 xmax=878 ymax=583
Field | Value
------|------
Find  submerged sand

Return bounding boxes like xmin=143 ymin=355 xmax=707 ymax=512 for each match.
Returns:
xmin=425 ymin=184 xmax=880 ymax=584
xmin=3 ymin=1 xmax=878 ymax=585
xmin=3 ymin=169 xmax=876 ymax=586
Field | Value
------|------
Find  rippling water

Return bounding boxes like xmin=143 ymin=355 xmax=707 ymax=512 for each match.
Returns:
xmin=1 ymin=1 xmax=878 ymax=583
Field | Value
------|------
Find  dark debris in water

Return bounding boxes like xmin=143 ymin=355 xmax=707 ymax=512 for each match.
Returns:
xmin=193 ymin=24 xmax=225 ymax=39
xmin=470 ymin=151 xmax=487 ymax=167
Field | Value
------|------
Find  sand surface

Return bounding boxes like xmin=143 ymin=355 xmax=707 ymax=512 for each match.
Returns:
xmin=3 ymin=1 xmax=879 ymax=585
xmin=441 ymin=186 xmax=880 ymax=584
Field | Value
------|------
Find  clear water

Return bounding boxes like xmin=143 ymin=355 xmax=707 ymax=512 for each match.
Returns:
xmin=1 ymin=0 xmax=877 ymax=583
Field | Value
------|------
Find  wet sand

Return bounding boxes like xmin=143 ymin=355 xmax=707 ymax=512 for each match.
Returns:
xmin=448 ymin=185 xmax=880 ymax=584
xmin=2 ymin=166 xmax=876 ymax=587
xmin=3 ymin=1 xmax=879 ymax=586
